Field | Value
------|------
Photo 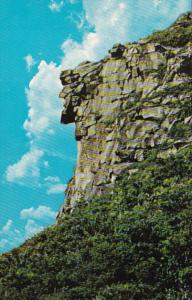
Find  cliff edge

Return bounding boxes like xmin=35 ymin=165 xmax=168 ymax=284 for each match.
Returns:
xmin=58 ymin=12 xmax=192 ymax=216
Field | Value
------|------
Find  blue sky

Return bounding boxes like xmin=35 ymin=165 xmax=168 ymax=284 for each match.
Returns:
xmin=0 ymin=0 xmax=190 ymax=253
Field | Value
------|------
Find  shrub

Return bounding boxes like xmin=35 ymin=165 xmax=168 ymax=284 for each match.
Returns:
xmin=0 ymin=148 xmax=192 ymax=299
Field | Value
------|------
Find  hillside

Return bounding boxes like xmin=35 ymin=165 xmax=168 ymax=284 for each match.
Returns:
xmin=0 ymin=12 xmax=192 ymax=300
xmin=0 ymin=148 xmax=192 ymax=299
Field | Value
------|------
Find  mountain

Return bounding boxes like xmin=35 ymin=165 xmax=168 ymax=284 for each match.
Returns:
xmin=0 ymin=12 xmax=192 ymax=300
xmin=58 ymin=12 xmax=192 ymax=216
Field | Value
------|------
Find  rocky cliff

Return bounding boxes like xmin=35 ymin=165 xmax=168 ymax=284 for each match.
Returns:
xmin=58 ymin=12 xmax=192 ymax=216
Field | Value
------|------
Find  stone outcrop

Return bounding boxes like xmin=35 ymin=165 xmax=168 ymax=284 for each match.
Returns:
xmin=58 ymin=13 xmax=192 ymax=216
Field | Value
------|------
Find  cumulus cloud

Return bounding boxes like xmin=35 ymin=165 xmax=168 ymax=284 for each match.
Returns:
xmin=61 ymin=0 xmax=190 ymax=69
xmin=24 ymin=61 xmax=62 ymax=138
xmin=20 ymin=205 xmax=57 ymax=220
xmin=49 ymin=0 xmax=64 ymax=12
xmin=5 ymin=60 xmax=68 ymax=185
xmin=25 ymin=220 xmax=44 ymax=238
xmin=62 ymin=0 xmax=138 ymax=68
xmin=24 ymin=54 xmax=36 ymax=72
xmin=23 ymin=59 xmax=75 ymax=160
xmin=47 ymin=183 xmax=67 ymax=194
xmin=2 ymin=220 xmax=13 ymax=233
xmin=6 ymin=149 xmax=44 ymax=184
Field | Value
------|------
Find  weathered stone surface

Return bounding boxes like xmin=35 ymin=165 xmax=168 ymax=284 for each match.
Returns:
xmin=139 ymin=107 xmax=164 ymax=120
xmin=58 ymin=13 xmax=192 ymax=217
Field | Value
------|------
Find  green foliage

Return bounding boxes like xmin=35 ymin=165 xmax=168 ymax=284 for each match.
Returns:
xmin=146 ymin=12 xmax=192 ymax=47
xmin=0 ymin=148 xmax=192 ymax=299
xmin=169 ymin=121 xmax=192 ymax=139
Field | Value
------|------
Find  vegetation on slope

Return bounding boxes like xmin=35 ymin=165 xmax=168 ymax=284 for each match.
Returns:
xmin=0 ymin=148 xmax=192 ymax=299
xmin=145 ymin=12 xmax=192 ymax=47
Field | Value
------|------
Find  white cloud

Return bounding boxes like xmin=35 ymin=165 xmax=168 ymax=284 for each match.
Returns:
xmin=22 ymin=59 xmax=73 ymax=160
xmin=25 ymin=220 xmax=44 ymax=238
xmin=1 ymin=220 xmax=13 ymax=233
xmin=6 ymin=148 xmax=44 ymax=183
xmin=153 ymin=0 xmax=162 ymax=7
xmin=24 ymin=61 xmax=62 ymax=138
xmin=5 ymin=60 xmax=67 ymax=186
xmin=24 ymin=54 xmax=36 ymax=72
xmin=20 ymin=205 xmax=57 ymax=220
xmin=44 ymin=176 xmax=60 ymax=183
xmin=60 ymin=0 xmax=134 ymax=68
xmin=62 ymin=0 xmax=188 ymax=69
xmin=5 ymin=59 xmax=74 ymax=186
xmin=49 ymin=0 xmax=64 ymax=12
xmin=44 ymin=176 xmax=67 ymax=194
xmin=47 ymin=183 xmax=67 ymax=194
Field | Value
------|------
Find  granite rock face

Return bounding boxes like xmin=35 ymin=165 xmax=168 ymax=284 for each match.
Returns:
xmin=58 ymin=13 xmax=192 ymax=216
